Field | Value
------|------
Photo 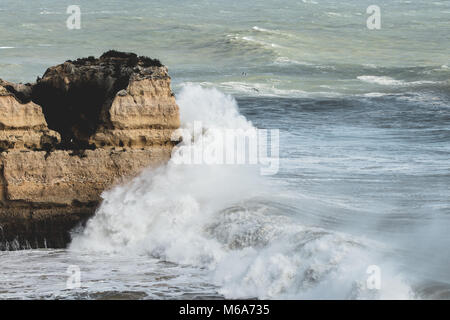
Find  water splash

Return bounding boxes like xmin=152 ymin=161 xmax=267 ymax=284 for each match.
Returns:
xmin=70 ymin=85 xmax=412 ymax=299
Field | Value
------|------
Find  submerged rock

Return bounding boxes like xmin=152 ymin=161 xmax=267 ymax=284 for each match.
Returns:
xmin=0 ymin=51 xmax=180 ymax=249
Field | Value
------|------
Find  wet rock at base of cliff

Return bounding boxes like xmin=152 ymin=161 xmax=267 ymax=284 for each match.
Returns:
xmin=0 ymin=206 xmax=95 ymax=250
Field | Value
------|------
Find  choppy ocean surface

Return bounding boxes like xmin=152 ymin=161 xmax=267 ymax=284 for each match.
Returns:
xmin=0 ymin=0 xmax=449 ymax=299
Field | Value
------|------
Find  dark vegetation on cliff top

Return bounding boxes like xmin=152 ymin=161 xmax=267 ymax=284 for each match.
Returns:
xmin=69 ymin=50 xmax=163 ymax=68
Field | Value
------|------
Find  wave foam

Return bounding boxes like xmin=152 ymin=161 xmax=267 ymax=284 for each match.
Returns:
xmin=274 ymin=56 xmax=313 ymax=66
xmin=70 ymin=85 xmax=412 ymax=299
xmin=252 ymin=26 xmax=293 ymax=38
xmin=357 ymin=76 xmax=405 ymax=86
xmin=358 ymin=75 xmax=442 ymax=87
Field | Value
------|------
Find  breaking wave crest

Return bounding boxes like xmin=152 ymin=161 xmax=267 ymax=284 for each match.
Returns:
xmin=70 ymin=85 xmax=412 ymax=299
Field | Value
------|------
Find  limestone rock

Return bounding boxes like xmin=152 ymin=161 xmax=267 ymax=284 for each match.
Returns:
xmin=0 ymin=80 xmax=61 ymax=151
xmin=0 ymin=51 xmax=180 ymax=249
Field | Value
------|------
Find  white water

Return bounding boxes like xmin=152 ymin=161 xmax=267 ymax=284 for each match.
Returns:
xmin=70 ymin=85 xmax=412 ymax=299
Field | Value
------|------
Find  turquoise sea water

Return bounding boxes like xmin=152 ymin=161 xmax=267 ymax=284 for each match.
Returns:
xmin=1 ymin=0 xmax=449 ymax=94
xmin=0 ymin=0 xmax=449 ymax=299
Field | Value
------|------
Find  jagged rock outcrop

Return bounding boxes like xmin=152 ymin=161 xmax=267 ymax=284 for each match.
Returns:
xmin=0 ymin=51 xmax=180 ymax=249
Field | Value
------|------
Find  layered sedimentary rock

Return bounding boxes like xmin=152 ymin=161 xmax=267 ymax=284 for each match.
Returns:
xmin=0 ymin=51 xmax=180 ymax=249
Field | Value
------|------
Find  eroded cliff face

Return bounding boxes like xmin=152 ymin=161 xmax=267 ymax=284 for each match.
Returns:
xmin=0 ymin=51 xmax=180 ymax=249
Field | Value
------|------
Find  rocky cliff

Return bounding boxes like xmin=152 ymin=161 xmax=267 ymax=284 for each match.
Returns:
xmin=0 ymin=51 xmax=180 ymax=249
